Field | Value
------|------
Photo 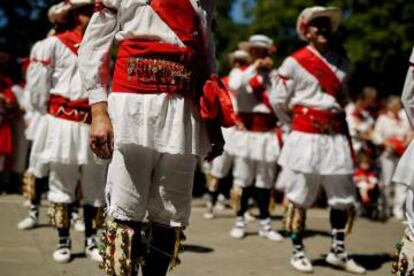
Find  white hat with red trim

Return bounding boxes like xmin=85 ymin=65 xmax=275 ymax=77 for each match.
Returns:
xmin=48 ymin=2 xmax=70 ymax=24
xmin=231 ymin=50 xmax=250 ymax=60
xmin=48 ymin=0 xmax=94 ymax=24
xmin=296 ymin=6 xmax=342 ymax=41
xmin=239 ymin=35 xmax=276 ymax=52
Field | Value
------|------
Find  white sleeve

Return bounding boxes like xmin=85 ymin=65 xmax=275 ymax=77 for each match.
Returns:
xmin=372 ymin=116 xmax=386 ymax=145
xmin=269 ymin=57 xmax=297 ymax=125
xmin=401 ymin=47 xmax=414 ymax=128
xmin=228 ymin=65 xmax=257 ymax=94
xmin=78 ymin=0 xmax=123 ymax=105
xmin=29 ymin=38 xmax=54 ymax=113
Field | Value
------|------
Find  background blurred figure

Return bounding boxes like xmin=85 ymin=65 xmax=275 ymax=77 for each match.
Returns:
xmin=228 ymin=34 xmax=283 ymax=242
xmin=353 ymin=151 xmax=380 ymax=219
xmin=346 ymin=89 xmax=376 ymax=155
xmin=204 ymin=49 xmax=250 ymax=220
xmin=0 ymin=50 xmax=19 ymax=194
xmin=373 ymin=96 xmax=412 ymax=220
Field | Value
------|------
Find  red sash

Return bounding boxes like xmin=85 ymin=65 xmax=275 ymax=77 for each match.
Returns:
xmin=292 ymin=47 xmax=343 ymax=104
xmin=56 ymin=29 xmax=83 ymax=55
xmin=0 ymin=122 xmax=12 ymax=155
xmin=0 ymin=79 xmax=15 ymax=155
xmin=48 ymin=95 xmax=91 ymax=124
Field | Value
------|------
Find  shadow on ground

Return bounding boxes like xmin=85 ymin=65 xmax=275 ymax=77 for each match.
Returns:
xmin=313 ymin=252 xmax=392 ymax=271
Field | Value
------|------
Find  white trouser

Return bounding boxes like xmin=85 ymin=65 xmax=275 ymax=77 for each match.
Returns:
xmin=106 ymin=145 xmax=197 ymax=227
xmin=284 ymin=167 xmax=357 ymax=209
xmin=395 ymin=183 xmax=408 ymax=216
xmin=209 ymin=151 xmax=233 ymax=179
xmin=380 ymin=154 xmax=399 ymax=210
xmin=232 ymin=157 xmax=277 ymax=189
xmin=48 ymin=162 xmax=107 ymax=207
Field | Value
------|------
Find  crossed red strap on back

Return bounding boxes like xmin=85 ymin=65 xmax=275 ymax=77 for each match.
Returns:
xmin=292 ymin=47 xmax=343 ymax=103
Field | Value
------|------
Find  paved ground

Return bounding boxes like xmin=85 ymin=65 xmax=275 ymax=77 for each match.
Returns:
xmin=0 ymin=195 xmax=404 ymax=276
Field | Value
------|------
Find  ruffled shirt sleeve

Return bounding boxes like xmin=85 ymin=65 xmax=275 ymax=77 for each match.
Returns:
xmin=269 ymin=57 xmax=297 ymax=125
xmin=78 ymin=0 xmax=123 ymax=105
xmin=29 ymin=38 xmax=55 ymax=113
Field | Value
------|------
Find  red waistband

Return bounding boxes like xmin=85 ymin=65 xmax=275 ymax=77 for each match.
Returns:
xmin=238 ymin=112 xmax=277 ymax=132
xmin=292 ymin=105 xmax=347 ymax=135
xmin=48 ymin=95 xmax=91 ymax=124
xmin=111 ymin=40 xmax=199 ymax=97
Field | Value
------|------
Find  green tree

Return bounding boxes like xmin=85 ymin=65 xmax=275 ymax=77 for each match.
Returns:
xmin=248 ymin=0 xmax=414 ymax=97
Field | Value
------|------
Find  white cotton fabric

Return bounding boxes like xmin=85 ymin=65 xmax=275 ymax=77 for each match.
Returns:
xmin=393 ymin=48 xmax=414 ymax=188
xmin=78 ymin=0 xmax=216 ymax=157
xmin=345 ymin=103 xmax=375 ymax=153
xmin=108 ymin=93 xmax=210 ymax=156
xmin=270 ymin=45 xmax=353 ymax=175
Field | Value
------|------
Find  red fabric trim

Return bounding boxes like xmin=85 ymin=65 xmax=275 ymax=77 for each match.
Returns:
xmin=275 ymin=127 xmax=283 ymax=146
xmin=150 ymin=0 xmax=204 ymax=58
xmin=112 ymin=41 xmax=196 ymax=95
xmin=292 ymin=105 xmax=347 ymax=135
xmin=32 ymin=58 xmax=52 ymax=66
xmin=238 ymin=112 xmax=276 ymax=132
xmin=0 ymin=123 xmax=12 ymax=155
xmin=56 ymin=29 xmax=83 ymax=55
xmin=386 ymin=136 xmax=406 ymax=157
xmin=48 ymin=95 xmax=91 ymax=124
xmin=292 ymin=47 xmax=343 ymax=103
xmin=200 ymin=75 xmax=235 ymax=128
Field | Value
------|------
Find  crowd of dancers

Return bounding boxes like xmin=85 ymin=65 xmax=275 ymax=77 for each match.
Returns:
xmin=0 ymin=1 xmax=414 ymax=275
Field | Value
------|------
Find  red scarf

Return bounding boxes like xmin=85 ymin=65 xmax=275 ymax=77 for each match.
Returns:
xmin=292 ymin=47 xmax=343 ymax=104
xmin=56 ymin=29 xmax=84 ymax=55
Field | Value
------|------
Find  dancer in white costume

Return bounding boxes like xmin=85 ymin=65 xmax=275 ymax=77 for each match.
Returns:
xmin=373 ymin=96 xmax=412 ymax=220
xmin=227 ymin=35 xmax=283 ymax=242
xmin=29 ymin=0 xmax=106 ymax=263
xmin=204 ymin=49 xmax=250 ymax=220
xmin=78 ymin=1 xmax=225 ymax=274
xmin=392 ymin=47 xmax=414 ymax=275
xmin=270 ymin=6 xmax=365 ymax=274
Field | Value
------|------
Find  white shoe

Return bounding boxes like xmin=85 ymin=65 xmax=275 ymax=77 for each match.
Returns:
xmin=326 ymin=252 xmax=366 ymax=274
xmin=259 ymin=229 xmax=283 ymax=242
xmin=85 ymin=236 xmax=103 ymax=262
xmin=204 ymin=210 xmax=215 ymax=220
xmin=230 ymin=217 xmax=246 ymax=239
xmin=53 ymin=247 xmax=71 ymax=263
xmin=17 ymin=216 xmax=38 ymax=230
xmin=290 ymin=250 xmax=313 ymax=273
xmin=72 ymin=218 xmax=85 ymax=232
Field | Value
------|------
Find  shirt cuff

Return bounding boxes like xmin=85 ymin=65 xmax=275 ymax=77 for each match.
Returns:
xmin=88 ymin=87 xmax=108 ymax=105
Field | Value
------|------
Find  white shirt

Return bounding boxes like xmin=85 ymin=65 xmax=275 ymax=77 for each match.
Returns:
xmin=78 ymin=0 xmax=216 ymax=104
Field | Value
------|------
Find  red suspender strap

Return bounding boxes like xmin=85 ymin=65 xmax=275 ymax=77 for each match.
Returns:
xmin=56 ymin=29 xmax=84 ymax=55
xmin=291 ymin=47 xmax=342 ymax=102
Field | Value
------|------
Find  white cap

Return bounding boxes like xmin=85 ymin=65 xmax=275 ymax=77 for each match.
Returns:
xmin=296 ymin=6 xmax=342 ymax=41
xmin=239 ymin=34 xmax=275 ymax=52
xmin=48 ymin=0 xmax=94 ymax=24
xmin=231 ymin=50 xmax=250 ymax=60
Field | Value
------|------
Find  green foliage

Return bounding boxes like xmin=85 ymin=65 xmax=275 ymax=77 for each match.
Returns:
xmin=245 ymin=0 xmax=414 ymax=97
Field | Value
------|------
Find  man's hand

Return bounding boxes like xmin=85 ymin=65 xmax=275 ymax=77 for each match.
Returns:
xmin=90 ymin=102 xmax=114 ymax=160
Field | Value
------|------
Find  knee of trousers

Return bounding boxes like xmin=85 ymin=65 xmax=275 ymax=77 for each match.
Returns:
xmin=47 ymin=203 xmax=70 ymax=228
xmin=99 ymin=220 xmax=145 ymax=276
xmin=205 ymin=174 xmax=220 ymax=193
xmin=283 ymin=201 xmax=307 ymax=233
xmin=22 ymin=171 xmax=36 ymax=201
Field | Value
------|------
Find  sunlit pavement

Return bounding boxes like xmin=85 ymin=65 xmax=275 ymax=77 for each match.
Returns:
xmin=0 ymin=195 xmax=403 ymax=276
